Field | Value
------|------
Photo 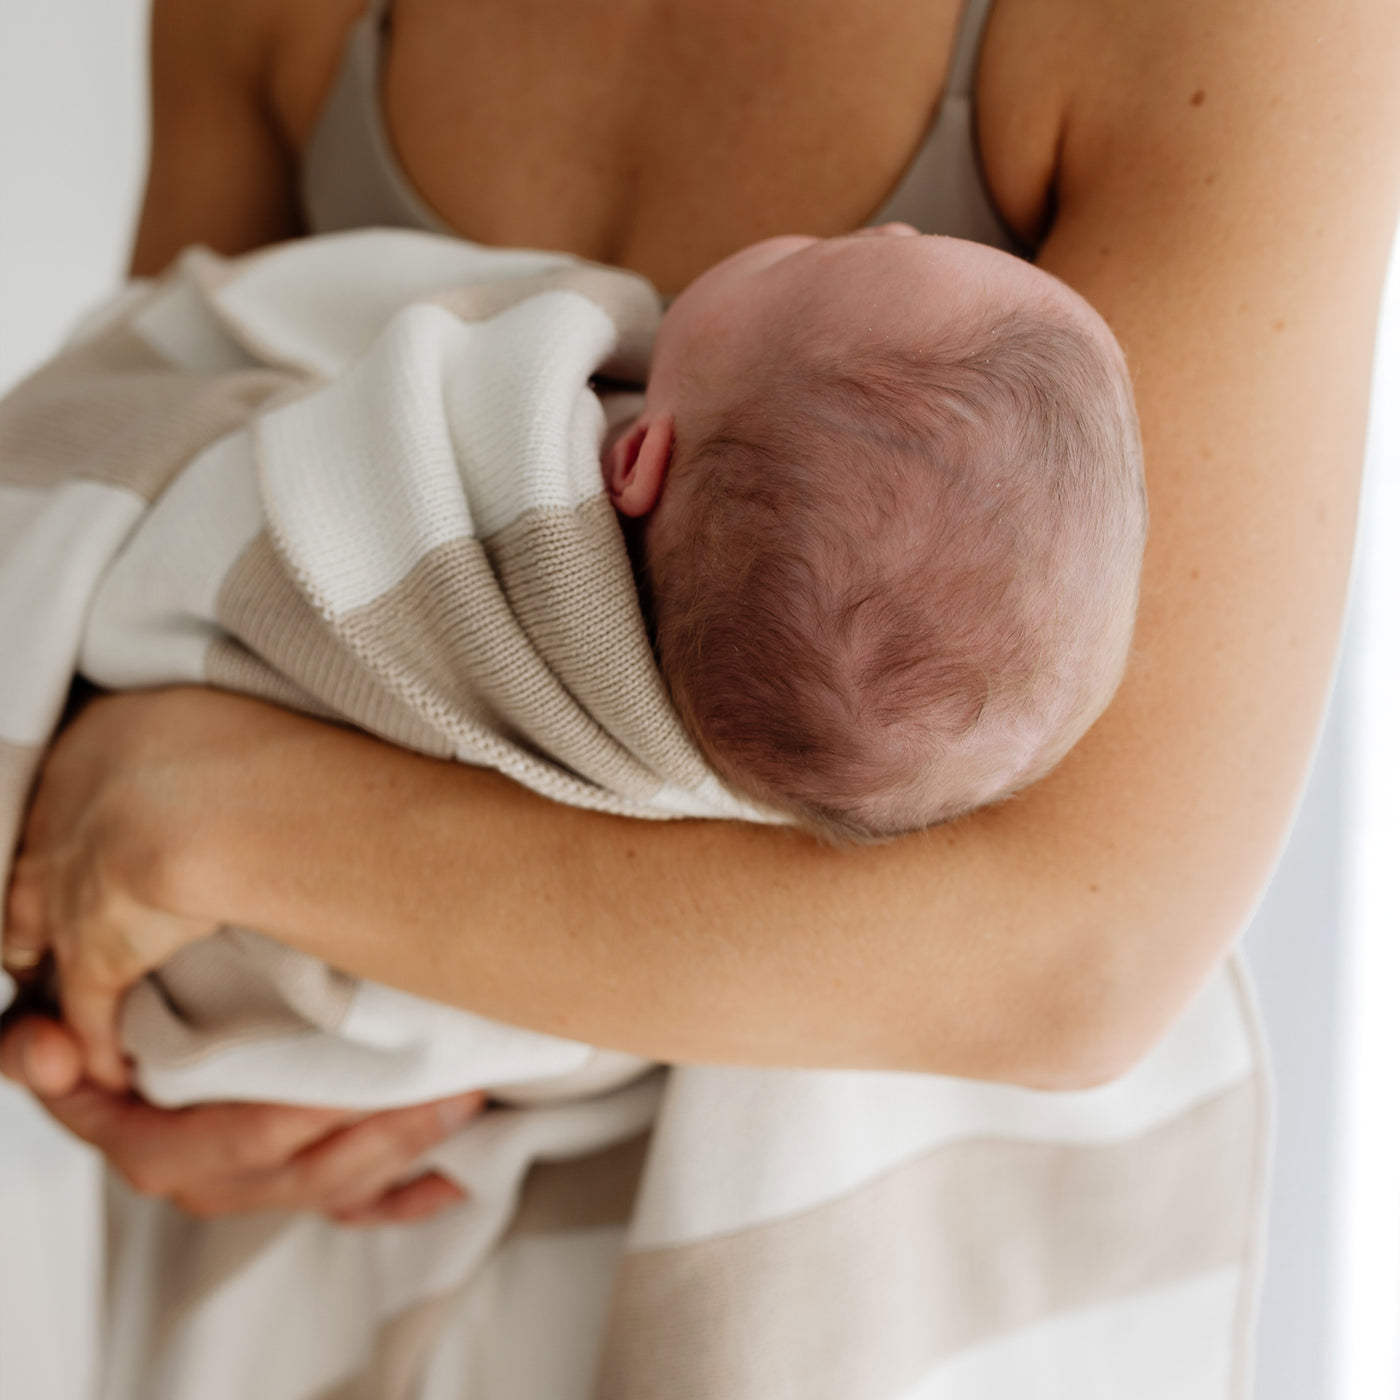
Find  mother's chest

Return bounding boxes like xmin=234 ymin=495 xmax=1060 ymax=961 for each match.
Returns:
xmin=380 ymin=0 xmax=969 ymax=286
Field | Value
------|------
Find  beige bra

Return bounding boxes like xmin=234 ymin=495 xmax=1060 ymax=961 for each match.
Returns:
xmin=299 ymin=0 xmax=1023 ymax=256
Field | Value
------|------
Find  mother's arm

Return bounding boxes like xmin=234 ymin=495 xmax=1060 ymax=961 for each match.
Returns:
xmin=26 ymin=0 xmax=1400 ymax=1091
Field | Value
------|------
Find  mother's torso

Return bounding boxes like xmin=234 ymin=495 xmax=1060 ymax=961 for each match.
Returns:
xmin=259 ymin=0 xmax=1066 ymax=290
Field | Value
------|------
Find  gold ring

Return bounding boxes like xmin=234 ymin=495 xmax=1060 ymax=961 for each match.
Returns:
xmin=1 ymin=945 xmax=45 ymax=971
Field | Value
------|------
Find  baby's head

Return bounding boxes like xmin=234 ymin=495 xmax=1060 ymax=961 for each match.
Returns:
xmin=602 ymin=227 xmax=1145 ymax=840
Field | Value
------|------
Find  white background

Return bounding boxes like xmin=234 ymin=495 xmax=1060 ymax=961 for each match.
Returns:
xmin=0 ymin=4 xmax=1397 ymax=1396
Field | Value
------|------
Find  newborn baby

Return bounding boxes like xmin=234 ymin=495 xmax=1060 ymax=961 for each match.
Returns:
xmin=603 ymin=226 xmax=1144 ymax=839
xmin=0 ymin=223 xmax=1143 ymax=1112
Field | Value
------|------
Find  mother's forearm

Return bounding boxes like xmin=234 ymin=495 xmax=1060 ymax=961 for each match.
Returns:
xmin=162 ymin=695 xmax=1237 ymax=1091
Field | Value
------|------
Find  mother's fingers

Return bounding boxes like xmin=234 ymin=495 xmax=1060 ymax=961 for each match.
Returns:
xmin=2 ymin=855 xmax=52 ymax=976
xmin=0 ymin=1016 xmax=84 ymax=1097
xmin=1 ymin=1015 xmax=486 ymax=1225
xmin=297 ymin=1093 xmax=486 ymax=1213
xmin=332 ymin=1172 xmax=468 ymax=1227
xmin=53 ymin=1092 xmax=353 ymax=1198
xmin=180 ymin=1092 xmax=487 ymax=1218
xmin=5 ymin=857 xmax=132 ymax=1092
xmin=2 ymin=1048 xmax=352 ymax=1196
xmin=55 ymin=956 xmax=133 ymax=1093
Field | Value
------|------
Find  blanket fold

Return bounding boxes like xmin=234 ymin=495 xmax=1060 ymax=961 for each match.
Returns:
xmin=0 ymin=230 xmax=1269 ymax=1400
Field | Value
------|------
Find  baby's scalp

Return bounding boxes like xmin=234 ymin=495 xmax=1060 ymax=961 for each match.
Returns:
xmin=641 ymin=234 xmax=1146 ymax=841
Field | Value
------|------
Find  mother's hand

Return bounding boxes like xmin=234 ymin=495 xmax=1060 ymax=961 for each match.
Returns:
xmin=0 ymin=1014 xmax=485 ymax=1224
xmin=2 ymin=687 xmax=288 ymax=1089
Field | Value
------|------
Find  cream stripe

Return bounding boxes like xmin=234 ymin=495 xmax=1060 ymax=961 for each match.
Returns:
xmin=207 ymin=231 xmax=576 ymax=377
xmin=256 ymin=297 xmax=617 ymax=612
xmin=196 ymin=232 xmax=659 ymax=382
xmin=1224 ymin=957 xmax=1273 ymax=1400
xmin=61 ymin=279 xmax=159 ymax=349
xmin=630 ymin=968 xmax=1255 ymax=1248
xmin=79 ymin=428 xmax=266 ymax=692
xmin=895 ymin=1268 xmax=1242 ymax=1400
xmin=595 ymin=1077 xmax=1262 ymax=1400
xmin=0 ymin=479 xmax=145 ymax=744
xmin=131 ymin=277 xmax=265 ymax=374
xmin=430 ymin=263 xmax=660 ymax=383
xmin=0 ymin=738 xmax=40 ymax=824
xmin=254 ymin=308 xmax=477 ymax=612
xmin=0 ymin=479 xmax=48 ymax=554
xmin=109 ymin=1180 xmax=301 ymax=1363
xmin=0 ymin=739 xmax=42 ymax=937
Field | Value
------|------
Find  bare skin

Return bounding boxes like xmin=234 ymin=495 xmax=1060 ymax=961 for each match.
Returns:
xmin=5 ymin=0 xmax=1400 ymax=1221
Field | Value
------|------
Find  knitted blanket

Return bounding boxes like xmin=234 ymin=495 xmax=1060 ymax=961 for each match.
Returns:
xmin=0 ymin=230 xmax=1269 ymax=1400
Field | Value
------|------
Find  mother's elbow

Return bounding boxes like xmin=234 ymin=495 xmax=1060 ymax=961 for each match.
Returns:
xmin=974 ymin=949 xmax=1174 ymax=1094
xmin=1033 ymin=1024 xmax=1151 ymax=1092
xmin=981 ymin=1025 xmax=1140 ymax=1094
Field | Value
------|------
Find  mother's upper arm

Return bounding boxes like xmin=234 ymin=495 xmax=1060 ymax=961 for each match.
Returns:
xmin=1003 ymin=0 xmax=1400 ymax=1069
xmin=129 ymin=0 xmax=302 ymax=278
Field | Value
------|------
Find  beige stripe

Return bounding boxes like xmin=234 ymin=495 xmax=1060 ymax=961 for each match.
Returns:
xmin=124 ymin=927 xmax=359 ymax=1071
xmin=215 ymin=533 xmax=456 ymax=759
xmin=124 ymin=957 xmax=315 ymax=1069
xmin=430 ymin=263 xmax=661 ymax=383
xmin=205 ymin=635 xmax=345 ymax=724
xmin=482 ymin=498 xmax=711 ymax=790
xmin=505 ymin=1131 xmax=651 ymax=1240
xmin=337 ymin=528 xmax=670 ymax=800
xmin=312 ymin=1291 xmax=462 ymax=1400
xmin=220 ymin=927 xmax=361 ymax=1029
xmin=311 ymin=1131 xmax=651 ymax=1400
xmin=594 ymin=1076 xmax=1264 ymax=1400
xmin=0 ymin=320 xmax=293 ymax=500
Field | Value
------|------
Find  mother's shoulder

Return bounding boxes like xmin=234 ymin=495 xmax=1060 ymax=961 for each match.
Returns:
xmin=977 ymin=0 xmax=1400 ymax=250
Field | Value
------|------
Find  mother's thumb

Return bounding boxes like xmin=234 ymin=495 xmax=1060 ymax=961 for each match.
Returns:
xmin=0 ymin=1015 xmax=85 ymax=1097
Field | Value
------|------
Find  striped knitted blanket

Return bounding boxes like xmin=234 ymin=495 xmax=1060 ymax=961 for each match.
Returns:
xmin=0 ymin=230 xmax=1269 ymax=1400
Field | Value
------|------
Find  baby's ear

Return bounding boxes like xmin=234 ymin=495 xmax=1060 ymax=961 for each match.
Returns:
xmin=602 ymin=413 xmax=675 ymax=518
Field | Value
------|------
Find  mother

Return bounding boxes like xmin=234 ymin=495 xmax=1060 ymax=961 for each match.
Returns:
xmin=4 ymin=0 xmax=1399 ymax=1378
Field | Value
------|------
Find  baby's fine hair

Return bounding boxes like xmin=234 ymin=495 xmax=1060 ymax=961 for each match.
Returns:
xmin=646 ymin=301 xmax=1146 ymax=842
